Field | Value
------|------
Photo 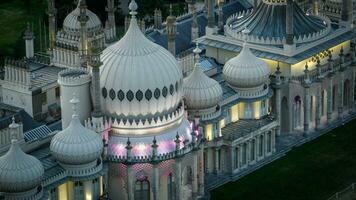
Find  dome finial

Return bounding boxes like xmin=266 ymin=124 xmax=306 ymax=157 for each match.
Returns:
xmin=9 ymin=117 xmax=19 ymax=142
xmin=242 ymin=27 xmax=250 ymax=44
xmin=193 ymin=42 xmax=202 ymax=63
xmin=70 ymin=93 xmax=80 ymax=118
xmin=129 ymin=0 xmax=138 ymax=17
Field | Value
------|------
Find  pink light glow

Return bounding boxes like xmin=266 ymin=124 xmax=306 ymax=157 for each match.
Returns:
xmin=111 ymin=143 xmax=126 ymax=156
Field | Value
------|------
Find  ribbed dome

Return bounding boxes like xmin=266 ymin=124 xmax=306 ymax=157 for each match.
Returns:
xmin=184 ymin=63 xmax=223 ymax=110
xmin=223 ymin=43 xmax=270 ymax=89
xmin=50 ymin=97 xmax=103 ymax=166
xmin=227 ymin=1 xmax=329 ymax=42
xmin=0 ymin=137 xmax=44 ymax=193
xmin=63 ymin=7 xmax=102 ymax=33
xmin=100 ymin=4 xmax=183 ymax=121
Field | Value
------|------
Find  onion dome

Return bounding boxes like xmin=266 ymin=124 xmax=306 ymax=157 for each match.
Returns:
xmin=63 ymin=2 xmax=101 ymax=34
xmin=223 ymin=45 xmax=270 ymax=89
xmin=183 ymin=45 xmax=222 ymax=110
xmin=225 ymin=0 xmax=330 ymax=44
xmin=100 ymin=0 xmax=183 ymax=122
xmin=50 ymin=96 xmax=103 ymax=166
xmin=0 ymin=119 xmax=44 ymax=193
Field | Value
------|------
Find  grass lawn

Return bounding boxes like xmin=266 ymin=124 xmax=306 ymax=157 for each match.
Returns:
xmin=0 ymin=0 xmax=46 ymax=60
xmin=211 ymin=119 xmax=356 ymax=200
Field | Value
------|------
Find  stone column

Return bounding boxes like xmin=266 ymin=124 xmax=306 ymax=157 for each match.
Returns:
xmin=254 ymin=138 xmax=258 ymax=160
xmin=263 ymin=133 xmax=267 ymax=157
xmin=327 ymin=55 xmax=335 ymax=124
xmin=246 ymin=141 xmax=250 ymax=165
xmin=199 ymin=146 xmax=205 ymax=195
xmin=304 ymin=87 xmax=311 ymax=133
xmin=315 ymin=85 xmax=322 ymax=130
xmin=152 ymin=164 xmax=159 ymax=200
xmin=327 ymin=77 xmax=333 ymax=124
xmin=351 ymin=66 xmax=356 ymax=113
xmin=303 ymin=65 xmax=311 ymax=133
xmin=338 ymin=74 xmax=344 ymax=120
xmin=272 ymin=129 xmax=276 ymax=153
xmin=192 ymin=151 xmax=198 ymax=197
xmin=175 ymin=158 xmax=182 ymax=200
xmin=256 ymin=137 xmax=260 ymax=161
xmin=239 ymin=144 xmax=244 ymax=167
xmin=214 ymin=148 xmax=220 ymax=173
xmin=127 ymin=165 xmax=134 ymax=200
xmin=228 ymin=146 xmax=235 ymax=173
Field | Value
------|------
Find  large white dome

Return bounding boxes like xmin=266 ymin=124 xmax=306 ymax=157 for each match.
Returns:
xmin=50 ymin=97 xmax=103 ymax=166
xmin=184 ymin=63 xmax=223 ymax=110
xmin=223 ymin=44 xmax=270 ymax=89
xmin=100 ymin=10 xmax=183 ymax=121
xmin=0 ymin=121 xmax=44 ymax=193
xmin=63 ymin=7 xmax=102 ymax=33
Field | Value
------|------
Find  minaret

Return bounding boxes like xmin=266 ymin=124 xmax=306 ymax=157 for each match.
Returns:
xmin=166 ymin=5 xmax=177 ymax=56
xmin=88 ymin=48 xmax=103 ymax=131
xmin=154 ymin=8 xmax=162 ymax=30
xmin=78 ymin=0 xmax=89 ymax=68
xmin=23 ymin=23 xmax=35 ymax=59
xmin=47 ymin=0 xmax=57 ymax=50
xmin=206 ymin=0 xmax=215 ymax=35
xmin=191 ymin=6 xmax=199 ymax=41
xmin=106 ymin=0 xmax=117 ymax=41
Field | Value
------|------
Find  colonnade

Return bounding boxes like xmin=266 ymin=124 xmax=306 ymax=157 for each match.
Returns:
xmin=205 ymin=129 xmax=277 ymax=175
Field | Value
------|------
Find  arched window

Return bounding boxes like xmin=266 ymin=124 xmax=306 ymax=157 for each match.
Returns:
xmin=134 ymin=179 xmax=150 ymax=200
xmin=167 ymin=173 xmax=176 ymax=200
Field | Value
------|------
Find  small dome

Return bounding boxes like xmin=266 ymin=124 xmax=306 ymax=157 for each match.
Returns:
xmin=184 ymin=63 xmax=223 ymax=110
xmin=50 ymin=97 xmax=103 ymax=166
xmin=100 ymin=4 xmax=183 ymax=122
xmin=223 ymin=43 xmax=270 ymax=89
xmin=63 ymin=7 xmax=102 ymax=33
xmin=0 ymin=121 xmax=44 ymax=193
